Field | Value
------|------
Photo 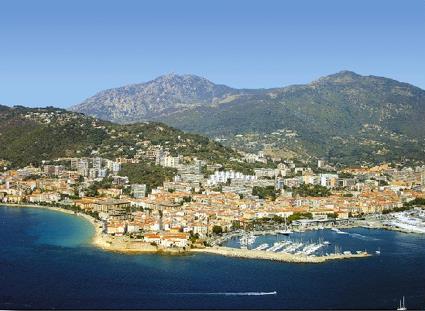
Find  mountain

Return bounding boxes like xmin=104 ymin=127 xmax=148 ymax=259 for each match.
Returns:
xmin=70 ymin=73 xmax=250 ymax=123
xmin=0 ymin=106 xmax=243 ymax=169
xmin=71 ymin=71 xmax=425 ymax=165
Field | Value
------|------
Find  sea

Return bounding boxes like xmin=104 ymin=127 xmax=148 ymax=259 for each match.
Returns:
xmin=1 ymin=205 xmax=425 ymax=310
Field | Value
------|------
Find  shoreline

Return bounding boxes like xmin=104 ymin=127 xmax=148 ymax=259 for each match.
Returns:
xmin=2 ymin=203 xmax=160 ymax=254
xmin=1 ymin=203 xmax=398 ymax=263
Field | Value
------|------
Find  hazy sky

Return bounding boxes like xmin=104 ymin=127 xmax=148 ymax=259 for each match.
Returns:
xmin=1 ymin=0 xmax=424 ymax=108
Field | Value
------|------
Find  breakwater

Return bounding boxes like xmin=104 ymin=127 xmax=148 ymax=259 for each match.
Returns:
xmin=191 ymin=246 xmax=370 ymax=263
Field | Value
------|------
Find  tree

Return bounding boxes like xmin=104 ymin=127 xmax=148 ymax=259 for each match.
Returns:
xmin=338 ymin=172 xmax=354 ymax=178
xmin=212 ymin=225 xmax=223 ymax=235
xmin=326 ymin=212 xmax=338 ymax=219
xmin=189 ymin=231 xmax=200 ymax=243
xmin=231 ymin=220 xmax=241 ymax=229
xmin=287 ymin=212 xmax=313 ymax=223
xmin=182 ymin=196 xmax=192 ymax=203
xmin=292 ymin=184 xmax=331 ymax=197
xmin=252 ymin=186 xmax=278 ymax=201
xmin=119 ymin=161 xmax=177 ymax=193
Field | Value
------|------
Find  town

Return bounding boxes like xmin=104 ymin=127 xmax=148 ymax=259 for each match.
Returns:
xmin=1 ymin=148 xmax=425 ymax=256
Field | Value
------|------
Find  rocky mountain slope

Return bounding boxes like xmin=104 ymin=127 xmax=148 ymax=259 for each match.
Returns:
xmin=70 ymin=73 xmax=252 ymax=123
xmin=71 ymin=71 xmax=425 ymax=165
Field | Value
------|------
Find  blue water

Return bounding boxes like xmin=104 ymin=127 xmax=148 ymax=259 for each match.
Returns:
xmin=225 ymin=229 xmax=382 ymax=255
xmin=1 ymin=206 xmax=425 ymax=310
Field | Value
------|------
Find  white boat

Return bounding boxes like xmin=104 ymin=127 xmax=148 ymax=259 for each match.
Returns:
xmin=396 ymin=296 xmax=407 ymax=311
xmin=253 ymin=243 xmax=269 ymax=251
xmin=278 ymin=217 xmax=293 ymax=235
xmin=277 ymin=229 xmax=293 ymax=235
xmin=239 ymin=234 xmax=257 ymax=246
xmin=273 ymin=242 xmax=288 ymax=252
xmin=331 ymin=228 xmax=348 ymax=234
xmin=239 ymin=236 xmax=248 ymax=246
xmin=375 ymin=248 xmax=381 ymax=255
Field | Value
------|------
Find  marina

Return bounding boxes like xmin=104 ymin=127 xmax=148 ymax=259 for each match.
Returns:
xmin=234 ymin=232 xmax=335 ymax=257
xmin=2 ymin=206 xmax=425 ymax=309
xmin=383 ymin=209 xmax=425 ymax=234
xmin=222 ymin=227 xmax=389 ymax=260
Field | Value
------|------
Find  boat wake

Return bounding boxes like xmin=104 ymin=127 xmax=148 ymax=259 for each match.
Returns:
xmin=170 ymin=291 xmax=277 ymax=296
xmin=349 ymin=233 xmax=379 ymax=241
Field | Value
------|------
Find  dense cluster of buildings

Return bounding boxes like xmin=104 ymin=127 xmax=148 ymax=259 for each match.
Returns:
xmin=1 ymin=153 xmax=425 ymax=249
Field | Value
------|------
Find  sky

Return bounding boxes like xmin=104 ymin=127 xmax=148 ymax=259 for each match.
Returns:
xmin=1 ymin=0 xmax=424 ymax=108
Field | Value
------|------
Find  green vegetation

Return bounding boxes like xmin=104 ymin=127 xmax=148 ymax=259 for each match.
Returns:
xmin=326 ymin=212 xmax=338 ymax=219
xmin=338 ymin=172 xmax=354 ymax=178
xmin=404 ymin=198 xmax=425 ymax=208
xmin=287 ymin=212 xmax=313 ymax=223
xmin=382 ymin=206 xmax=411 ymax=214
xmin=379 ymin=180 xmax=389 ymax=186
xmin=292 ymin=184 xmax=331 ymax=197
xmin=159 ymin=71 xmax=425 ymax=166
xmin=252 ymin=186 xmax=278 ymax=200
xmin=212 ymin=225 xmax=223 ymax=235
xmin=0 ymin=106 xmax=249 ymax=170
xmin=249 ymin=212 xmax=312 ymax=225
xmin=119 ymin=161 xmax=177 ymax=193
xmin=84 ymin=177 xmax=114 ymax=197
xmin=381 ymin=198 xmax=425 ymax=214
xmin=0 ymin=107 xmax=108 ymax=167
xmin=211 ymin=185 xmax=222 ymax=192
xmin=189 ymin=232 xmax=200 ymax=243
xmin=231 ymin=220 xmax=241 ymax=230
xmin=26 ymin=201 xmax=100 ymax=220
xmin=182 ymin=196 xmax=192 ymax=203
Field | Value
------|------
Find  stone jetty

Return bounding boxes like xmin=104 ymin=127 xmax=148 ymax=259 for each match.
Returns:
xmin=190 ymin=246 xmax=370 ymax=263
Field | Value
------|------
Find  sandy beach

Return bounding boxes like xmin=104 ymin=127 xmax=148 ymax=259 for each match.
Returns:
xmin=2 ymin=203 xmax=188 ymax=255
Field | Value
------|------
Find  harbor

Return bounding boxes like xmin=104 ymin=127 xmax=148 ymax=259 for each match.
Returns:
xmin=383 ymin=209 xmax=425 ymax=234
xmin=2 ymin=205 xmax=425 ymax=309
xmin=201 ymin=227 xmax=380 ymax=263
xmin=191 ymin=246 xmax=370 ymax=263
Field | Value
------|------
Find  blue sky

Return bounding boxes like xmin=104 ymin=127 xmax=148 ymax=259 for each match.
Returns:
xmin=1 ymin=0 xmax=424 ymax=108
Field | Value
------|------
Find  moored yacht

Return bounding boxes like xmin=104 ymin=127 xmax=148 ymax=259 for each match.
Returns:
xmin=277 ymin=229 xmax=293 ymax=235
xmin=396 ymin=296 xmax=407 ymax=311
xmin=278 ymin=216 xmax=293 ymax=235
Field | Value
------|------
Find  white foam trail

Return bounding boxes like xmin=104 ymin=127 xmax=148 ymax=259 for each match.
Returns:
xmin=170 ymin=291 xmax=277 ymax=296
xmin=349 ymin=233 xmax=379 ymax=241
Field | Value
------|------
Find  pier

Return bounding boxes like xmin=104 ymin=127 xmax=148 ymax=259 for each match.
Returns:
xmin=191 ymin=246 xmax=370 ymax=264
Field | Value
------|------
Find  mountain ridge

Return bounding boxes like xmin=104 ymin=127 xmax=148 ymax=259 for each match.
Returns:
xmin=70 ymin=73 xmax=252 ymax=123
xmin=71 ymin=71 xmax=425 ymax=121
xmin=70 ymin=71 xmax=425 ymax=165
